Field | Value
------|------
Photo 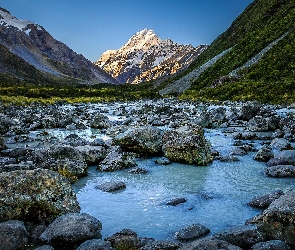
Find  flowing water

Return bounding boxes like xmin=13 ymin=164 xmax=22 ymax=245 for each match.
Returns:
xmin=72 ymin=128 xmax=295 ymax=240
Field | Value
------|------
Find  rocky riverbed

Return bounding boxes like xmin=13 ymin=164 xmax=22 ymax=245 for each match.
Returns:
xmin=0 ymin=99 xmax=295 ymax=249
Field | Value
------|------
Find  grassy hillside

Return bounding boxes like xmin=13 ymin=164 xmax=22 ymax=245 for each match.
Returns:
xmin=175 ymin=0 xmax=295 ymax=104
xmin=0 ymin=44 xmax=159 ymax=104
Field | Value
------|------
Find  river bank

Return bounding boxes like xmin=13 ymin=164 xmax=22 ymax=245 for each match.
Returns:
xmin=0 ymin=99 xmax=295 ymax=249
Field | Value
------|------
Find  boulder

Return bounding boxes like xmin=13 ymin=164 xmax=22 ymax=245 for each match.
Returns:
xmin=95 ymin=181 xmax=126 ymax=192
xmin=76 ymin=239 xmax=114 ymax=250
xmin=239 ymin=102 xmax=262 ymax=121
xmin=40 ymin=213 xmax=102 ymax=245
xmin=175 ymin=223 xmax=210 ymax=242
xmin=0 ymin=169 xmax=80 ymax=223
xmin=258 ymin=189 xmax=295 ymax=247
xmin=247 ymin=116 xmax=269 ymax=132
xmin=127 ymin=167 xmax=148 ymax=174
xmin=155 ymin=157 xmax=171 ymax=165
xmin=179 ymin=238 xmax=242 ymax=250
xmin=254 ymin=147 xmax=274 ymax=162
xmin=274 ymin=150 xmax=295 ymax=164
xmin=167 ymin=198 xmax=187 ymax=206
xmin=248 ymin=190 xmax=284 ymax=208
xmin=230 ymin=147 xmax=247 ymax=156
xmin=76 ymin=145 xmax=107 ymax=164
xmin=162 ymin=126 xmax=213 ymax=165
xmin=90 ymin=114 xmax=112 ymax=129
xmin=114 ymin=126 xmax=164 ymax=155
xmin=219 ymin=155 xmax=240 ymax=162
xmin=0 ymin=220 xmax=28 ymax=250
xmin=32 ymin=144 xmax=88 ymax=182
xmin=265 ymin=165 xmax=295 ymax=177
xmin=213 ymin=225 xmax=266 ymax=248
xmin=270 ymin=138 xmax=293 ymax=151
xmin=97 ymin=146 xmax=137 ymax=172
xmin=251 ymin=240 xmax=291 ymax=250
xmin=105 ymin=229 xmax=146 ymax=249
xmin=140 ymin=240 xmax=182 ymax=250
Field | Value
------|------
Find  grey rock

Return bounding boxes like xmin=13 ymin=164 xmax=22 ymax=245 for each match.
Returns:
xmin=270 ymin=138 xmax=293 ymax=151
xmin=239 ymin=102 xmax=262 ymax=121
xmin=97 ymin=146 xmax=137 ymax=172
xmin=230 ymin=147 xmax=247 ymax=156
xmin=254 ymin=147 xmax=274 ymax=162
xmin=167 ymin=198 xmax=187 ymax=206
xmin=95 ymin=181 xmax=126 ymax=192
xmin=251 ymin=240 xmax=291 ymax=250
xmin=234 ymin=132 xmax=257 ymax=140
xmin=40 ymin=213 xmax=102 ymax=245
xmin=76 ymin=145 xmax=107 ymax=164
xmin=90 ymin=114 xmax=112 ymax=129
xmin=0 ymin=169 xmax=80 ymax=223
xmin=162 ymin=125 xmax=213 ymax=165
xmin=248 ymin=190 xmax=284 ymax=208
xmin=179 ymin=238 xmax=242 ymax=250
xmin=175 ymin=223 xmax=210 ymax=242
xmin=219 ymin=155 xmax=240 ymax=162
xmin=127 ymin=167 xmax=148 ymax=174
xmin=140 ymin=240 xmax=182 ymax=250
xmin=30 ymin=225 xmax=48 ymax=244
xmin=34 ymin=246 xmax=55 ymax=250
xmin=105 ymin=229 xmax=145 ymax=249
xmin=76 ymin=239 xmax=114 ymax=250
xmin=114 ymin=126 xmax=164 ymax=155
xmin=0 ymin=220 xmax=28 ymax=250
xmin=267 ymin=158 xmax=290 ymax=167
xmin=32 ymin=144 xmax=88 ymax=182
xmin=272 ymin=150 xmax=295 ymax=165
xmin=247 ymin=116 xmax=269 ymax=132
xmin=213 ymin=225 xmax=266 ymax=248
xmin=258 ymin=189 xmax=295 ymax=247
xmin=265 ymin=165 xmax=295 ymax=177
xmin=155 ymin=157 xmax=171 ymax=165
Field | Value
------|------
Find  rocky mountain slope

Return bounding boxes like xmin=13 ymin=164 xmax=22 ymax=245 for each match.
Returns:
xmin=159 ymin=0 xmax=295 ymax=103
xmin=95 ymin=28 xmax=207 ymax=84
xmin=0 ymin=7 xmax=118 ymax=85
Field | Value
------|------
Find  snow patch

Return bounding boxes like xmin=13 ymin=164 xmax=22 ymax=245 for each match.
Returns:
xmin=0 ymin=9 xmax=33 ymax=32
xmin=25 ymin=29 xmax=31 ymax=35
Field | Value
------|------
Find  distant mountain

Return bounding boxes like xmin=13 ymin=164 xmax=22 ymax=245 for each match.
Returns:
xmin=95 ymin=28 xmax=207 ymax=84
xmin=159 ymin=0 xmax=295 ymax=103
xmin=0 ymin=8 xmax=118 ymax=85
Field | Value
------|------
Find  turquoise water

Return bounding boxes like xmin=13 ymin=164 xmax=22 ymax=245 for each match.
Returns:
xmin=72 ymin=129 xmax=295 ymax=240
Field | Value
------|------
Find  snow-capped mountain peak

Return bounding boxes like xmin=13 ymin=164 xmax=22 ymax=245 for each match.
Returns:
xmin=95 ymin=29 xmax=208 ymax=84
xmin=0 ymin=8 xmax=42 ymax=35
xmin=121 ymin=28 xmax=162 ymax=52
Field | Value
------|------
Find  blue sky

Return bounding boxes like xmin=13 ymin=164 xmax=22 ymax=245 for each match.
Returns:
xmin=0 ymin=0 xmax=253 ymax=62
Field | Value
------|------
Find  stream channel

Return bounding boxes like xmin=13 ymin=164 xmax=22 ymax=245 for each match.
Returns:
xmin=70 ymin=125 xmax=294 ymax=240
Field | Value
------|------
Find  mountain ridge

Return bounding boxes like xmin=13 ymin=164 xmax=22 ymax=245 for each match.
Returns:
xmin=158 ymin=0 xmax=295 ymax=103
xmin=0 ymin=8 xmax=118 ymax=85
xmin=95 ymin=29 xmax=207 ymax=84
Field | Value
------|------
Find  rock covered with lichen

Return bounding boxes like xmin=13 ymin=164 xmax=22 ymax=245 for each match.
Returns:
xmin=0 ymin=168 xmax=80 ymax=223
xmin=162 ymin=125 xmax=213 ymax=165
xmin=257 ymin=188 xmax=295 ymax=247
xmin=114 ymin=126 xmax=164 ymax=155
